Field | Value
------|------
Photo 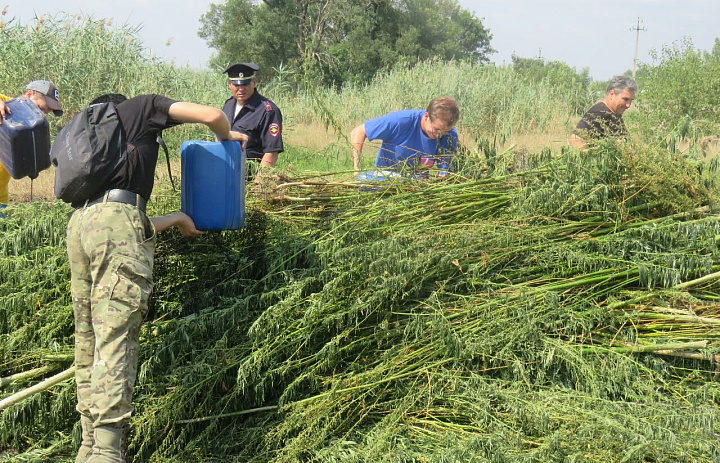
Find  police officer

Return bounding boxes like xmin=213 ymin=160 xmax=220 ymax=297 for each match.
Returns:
xmin=222 ymin=63 xmax=283 ymax=178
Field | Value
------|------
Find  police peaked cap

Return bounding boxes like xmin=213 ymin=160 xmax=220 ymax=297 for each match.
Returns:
xmin=224 ymin=63 xmax=260 ymax=84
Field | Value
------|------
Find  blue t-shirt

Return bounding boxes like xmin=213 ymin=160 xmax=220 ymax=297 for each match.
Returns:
xmin=364 ymin=109 xmax=458 ymax=171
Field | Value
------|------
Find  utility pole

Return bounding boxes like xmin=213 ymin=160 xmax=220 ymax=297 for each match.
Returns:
xmin=630 ymin=17 xmax=646 ymax=78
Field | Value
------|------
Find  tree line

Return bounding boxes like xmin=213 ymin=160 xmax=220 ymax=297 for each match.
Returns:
xmin=198 ymin=0 xmax=494 ymax=88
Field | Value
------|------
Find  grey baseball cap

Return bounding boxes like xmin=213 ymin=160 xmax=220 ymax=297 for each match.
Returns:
xmin=25 ymin=80 xmax=63 ymax=116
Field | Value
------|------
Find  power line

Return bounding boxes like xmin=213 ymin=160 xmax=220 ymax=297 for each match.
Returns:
xmin=630 ymin=17 xmax=647 ymax=78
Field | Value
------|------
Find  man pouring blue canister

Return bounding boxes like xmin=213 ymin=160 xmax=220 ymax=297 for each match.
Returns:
xmin=0 ymin=80 xmax=63 ymax=208
xmin=61 ymin=93 xmax=248 ymax=463
xmin=221 ymin=62 xmax=283 ymax=182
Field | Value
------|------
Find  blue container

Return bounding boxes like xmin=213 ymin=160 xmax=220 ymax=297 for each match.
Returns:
xmin=181 ymin=140 xmax=246 ymax=231
xmin=0 ymin=98 xmax=51 ymax=179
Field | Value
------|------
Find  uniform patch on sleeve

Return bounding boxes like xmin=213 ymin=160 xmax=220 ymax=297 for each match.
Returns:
xmin=268 ymin=123 xmax=280 ymax=137
xmin=264 ymin=101 xmax=273 ymax=112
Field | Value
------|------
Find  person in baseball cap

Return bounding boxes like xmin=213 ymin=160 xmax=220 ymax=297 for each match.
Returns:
xmin=0 ymin=79 xmax=63 ymax=208
xmin=24 ymin=80 xmax=64 ymax=116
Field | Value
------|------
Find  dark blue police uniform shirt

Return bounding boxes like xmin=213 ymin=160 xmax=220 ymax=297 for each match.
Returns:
xmin=222 ymin=91 xmax=284 ymax=161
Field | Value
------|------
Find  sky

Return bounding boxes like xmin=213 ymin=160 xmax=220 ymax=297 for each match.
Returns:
xmin=2 ymin=0 xmax=719 ymax=81
xmin=465 ymin=0 xmax=720 ymax=80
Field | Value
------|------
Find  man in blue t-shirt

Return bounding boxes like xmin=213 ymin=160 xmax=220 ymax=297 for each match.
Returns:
xmin=350 ymin=97 xmax=459 ymax=177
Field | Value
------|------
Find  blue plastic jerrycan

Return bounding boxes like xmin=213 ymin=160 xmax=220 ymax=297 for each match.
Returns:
xmin=180 ymin=140 xmax=246 ymax=231
xmin=0 ymin=98 xmax=51 ymax=179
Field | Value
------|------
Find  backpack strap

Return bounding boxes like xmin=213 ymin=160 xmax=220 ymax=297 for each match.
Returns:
xmin=126 ymin=133 xmax=176 ymax=192
xmin=157 ymin=133 xmax=176 ymax=191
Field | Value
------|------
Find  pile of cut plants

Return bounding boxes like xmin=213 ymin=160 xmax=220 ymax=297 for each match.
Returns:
xmin=2 ymin=141 xmax=720 ymax=462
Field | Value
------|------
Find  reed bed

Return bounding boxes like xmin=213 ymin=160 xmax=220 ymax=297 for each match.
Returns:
xmin=289 ymin=61 xmax=591 ymax=147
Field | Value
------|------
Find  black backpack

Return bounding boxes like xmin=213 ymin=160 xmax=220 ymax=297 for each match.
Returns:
xmin=50 ymin=102 xmax=174 ymax=204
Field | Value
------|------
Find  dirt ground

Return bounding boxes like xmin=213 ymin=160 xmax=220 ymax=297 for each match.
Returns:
xmin=7 ymin=164 xmax=182 ymax=204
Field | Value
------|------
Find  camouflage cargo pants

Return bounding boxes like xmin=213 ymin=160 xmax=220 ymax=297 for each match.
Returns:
xmin=67 ymin=201 xmax=156 ymax=427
